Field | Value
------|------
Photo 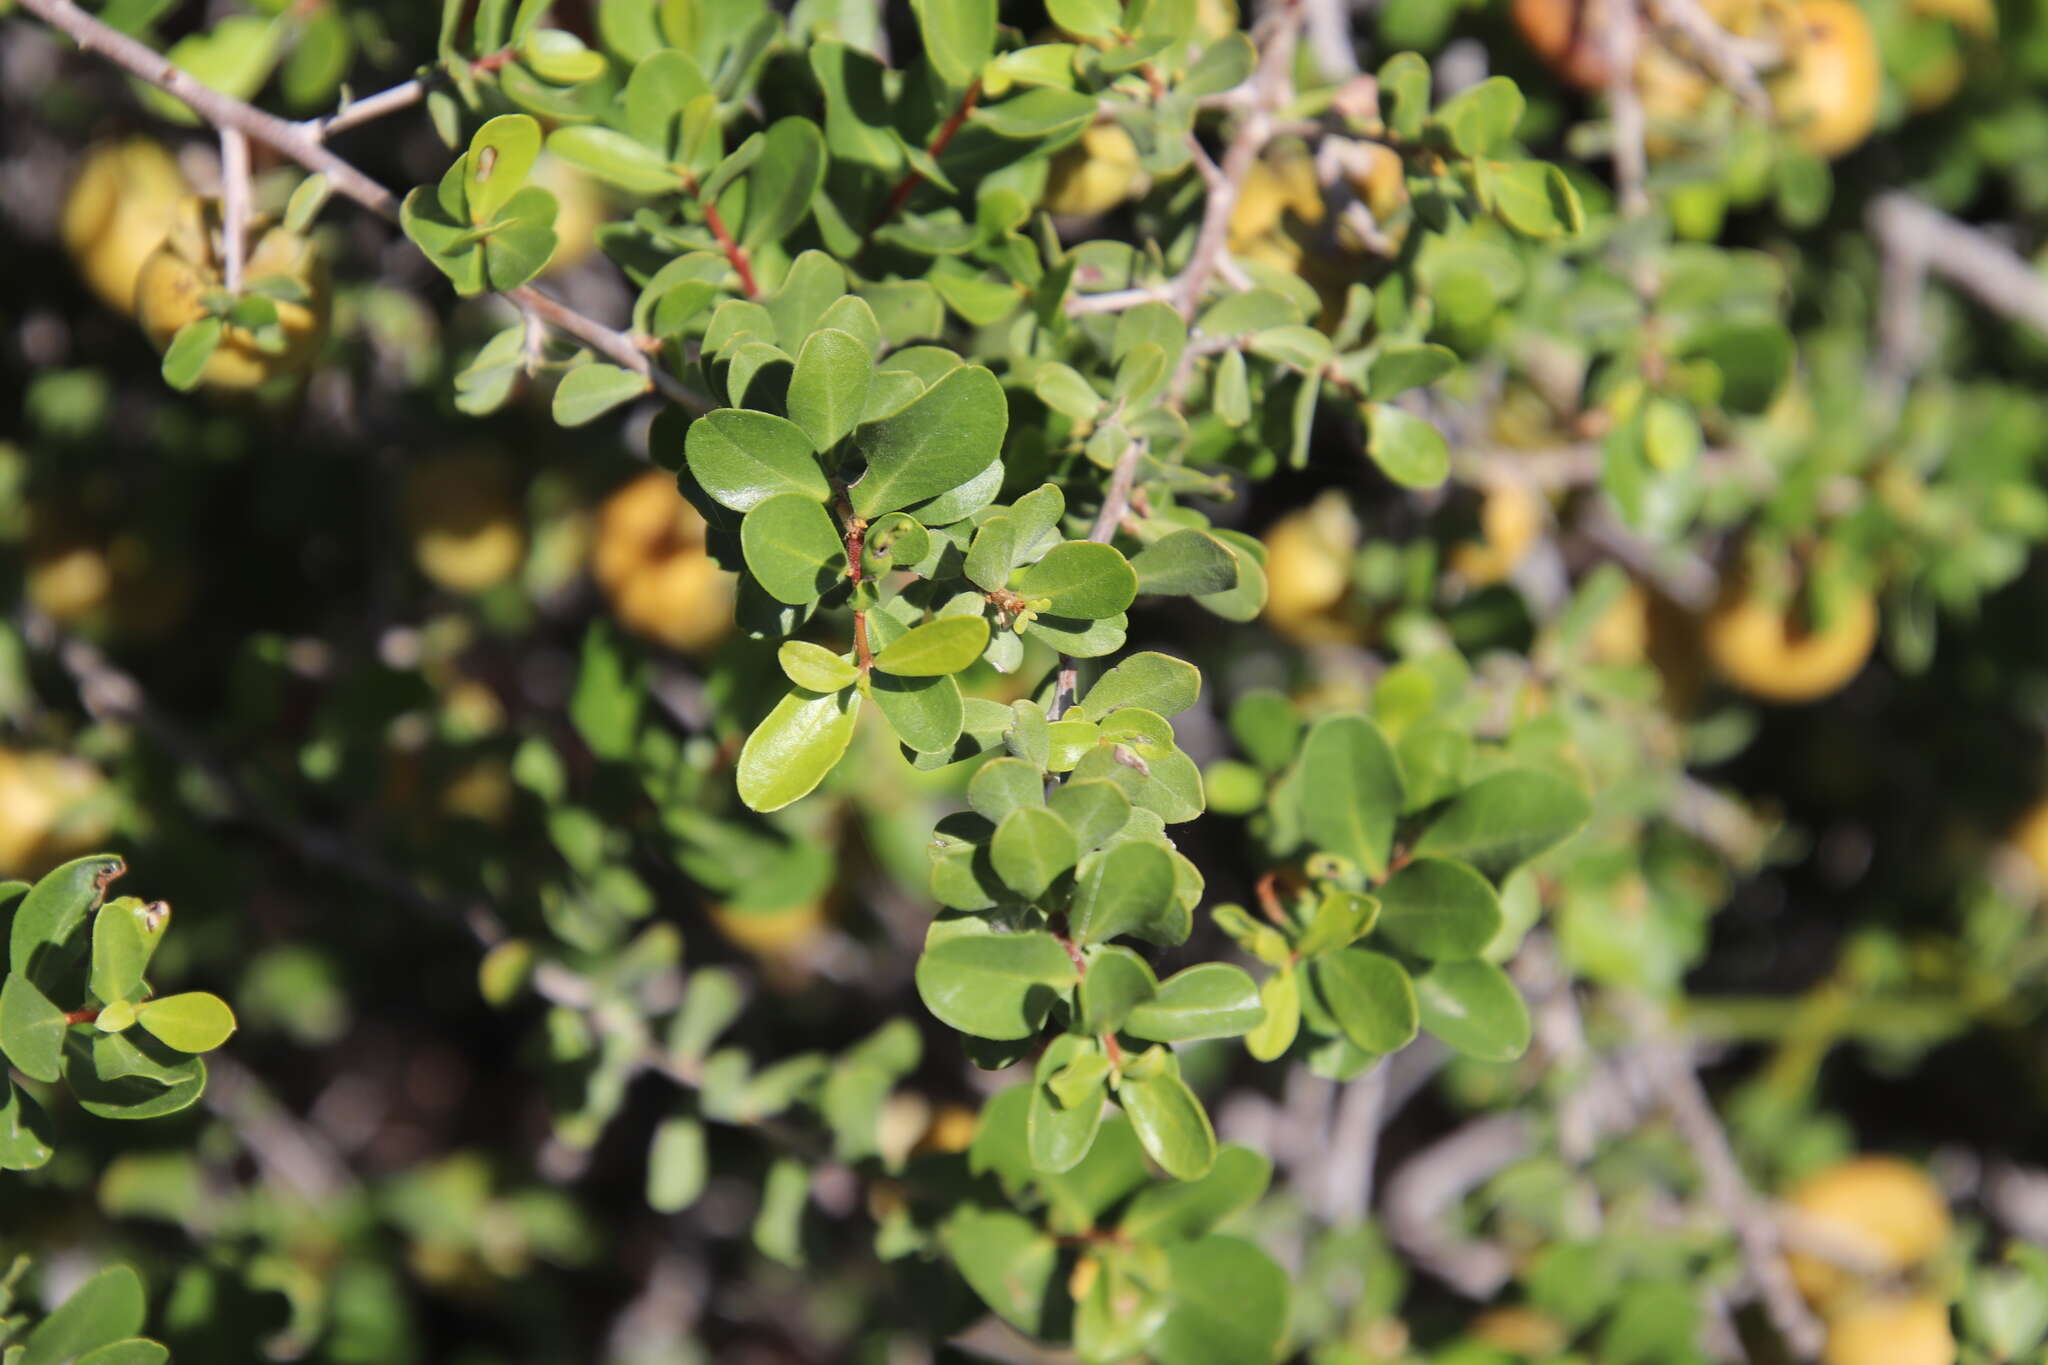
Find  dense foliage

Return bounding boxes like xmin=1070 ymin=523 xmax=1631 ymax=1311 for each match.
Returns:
xmin=3 ymin=0 xmax=2048 ymax=1361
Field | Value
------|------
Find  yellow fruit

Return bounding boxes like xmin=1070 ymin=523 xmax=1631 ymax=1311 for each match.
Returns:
xmin=440 ymin=759 xmax=515 ymax=826
xmin=1261 ymin=492 xmax=1361 ymax=644
xmin=403 ymin=451 xmax=527 ymax=593
xmin=1041 ymin=124 xmax=1142 ymax=218
xmin=26 ymin=535 xmax=114 ymax=626
xmin=1784 ymin=1157 xmax=1952 ymax=1305
xmin=1821 ymin=1295 xmax=1955 ymax=1365
xmin=1775 ymin=0 xmax=1882 ymax=158
xmin=1703 ymin=576 xmax=1877 ymax=704
xmin=0 ymin=749 xmax=112 ymax=877
xmin=26 ymin=510 xmax=192 ymax=638
xmin=1512 ymin=0 xmax=1611 ymax=90
xmin=1450 ymin=483 xmax=1546 ymax=586
xmin=62 ymin=138 xmax=189 ymax=315
xmin=1470 ymin=1306 xmax=1569 ymax=1357
xmin=1590 ymin=584 xmax=1652 ymax=665
xmin=916 ymin=1104 xmax=982 ymax=1156
xmin=593 ymin=471 xmax=735 ymax=653
xmin=136 ymin=198 xmax=331 ymax=390
xmin=1352 ymin=143 xmax=1408 ymax=227
xmin=2008 ymin=797 xmax=2048 ymax=888
xmin=708 ymin=900 xmax=828 ymax=956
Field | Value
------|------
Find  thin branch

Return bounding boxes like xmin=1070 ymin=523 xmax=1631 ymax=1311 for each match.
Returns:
xmin=298 ymin=49 xmax=517 ymax=142
xmin=1382 ymin=1113 xmax=1533 ymax=1297
xmin=1049 ymin=436 xmax=1151 ymax=717
xmin=1869 ymin=193 xmax=2048 ymax=334
xmin=17 ymin=0 xmax=708 ymax=413
xmin=1624 ymin=997 xmax=1827 ymax=1360
xmin=219 ymin=128 xmax=250 ymax=293
xmin=1605 ymin=0 xmax=1650 ymax=218
xmin=872 ymin=79 xmax=983 ymax=235
xmin=1644 ymin=0 xmax=1772 ymax=114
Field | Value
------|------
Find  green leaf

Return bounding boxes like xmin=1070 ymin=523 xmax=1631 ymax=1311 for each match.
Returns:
xmin=871 ymin=673 xmax=966 ymax=754
xmin=685 ymin=409 xmax=832 ymax=511
xmin=1365 ymin=404 xmax=1450 ymax=489
xmin=1034 ymin=362 xmax=1101 ymax=421
xmin=522 ymin=26 xmax=606 ymax=82
xmin=1151 ymin=1237 xmax=1289 ymax=1365
xmin=1029 ymin=1033 xmax=1107 ymax=1173
xmin=1297 ymin=715 xmax=1404 ymax=879
xmin=465 ymin=114 xmax=543 ymax=224
xmin=850 ymin=364 xmax=1007 ymax=517
xmin=647 ymin=1115 xmax=707 ymax=1212
xmin=940 ymin=1207 xmax=1056 ymax=1334
xmin=1367 ymin=343 xmax=1458 ymax=399
xmin=1213 ymin=347 xmax=1251 ymax=426
xmin=1080 ymin=651 xmax=1201 ymax=718
xmin=552 ymin=363 xmax=648 ymax=426
xmin=1375 ymin=857 xmax=1503 ymax=960
xmin=1047 ymin=779 xmax=1132 ymax=848
xmin=1245 ymin=968 xmax=1300 ymax=1061
xmin=1488 ymin=160 xmax=1584 ymax=239
xmin=134 ymin=992 xmax=237 ymax=1053
xmin=1116 ymin=1057 xmax=1216 ymax=1180
xmin=1080 ymin=945 xmax=1157 ymax=1034
xmin=915 ymin=926 xmax=1077 ymax=1039
xmin=160 ymin=318 xmax=222 ymax=391
xmin=778 ymin=641 xmax=858 ymax=693
xmin=1070 ymin=840 xmax=1177 ymax=945
xmin=752 ymin=1156 xmax=809 ymax=1267
xmin=1311 ymin=948 xmax=1417 ymax=1053
xmin=786 ymin=328 xmax=871 ymax=454
xmin=64 ymin=1032 xmax=207 ymax=1120
xmin=1130 ymin=529 xmax=1240 ymax=596
xmin=740 ymin=117 xmax=826 ymax=249
xmin=872 ymin=615 xmax=990 ymax=676
xmin=1014 ymin=542 xmax=1138 ymax=619
xmin=910 ymin=0 xmax=997 ymax=89
xmin=77 ymin=1341 xmax=170 ymax=1365
xmin=968 ymin=756 xmax=1046 ymax=823
xmin=90 ymin=897 xmax=168 ymax=1007
xmin=21 ymin=1265 xmax=146 ymax=1365
xmin=973 ymin=86 xmax=1096 ymax=139
xmin=991 ymin=806 xmax=1080 ymax=900
xmin=1120 ymin=1144 xmax=1271 ymax=1242
xmin=736 ymin=687 xmax=861 ymax=811
xmin=1432 ymin=75 xmax=1525 ymax=158
xmin=1294 ymin=889 xmax=1379 ymax=958
xmin=1125 ymin=963 xmax=1264 ymax=1042
xmin=1411 ymin=769 xmax=1590 ymax=880
xmin=740 ymin=493 xmax=847 ymax=604
xmin=0 ymin=1080 xmax=54 ymax=1171
xmin=0 ymin=973 xmax=67 ymax=1083
xmin=1415 ymin=959 xmax=1531 ymax=1062
xmin=1684 ymin=319 xmax=1793 ymax=414
xmin=547 ymin=124 xmax=680 ymax=194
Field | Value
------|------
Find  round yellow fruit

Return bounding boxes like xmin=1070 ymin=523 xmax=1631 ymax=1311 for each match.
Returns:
xmin=0 ymin=749 xmax=112 ymax=878
xmin=1450 ymin=483 xmax=1546 ymax=586
xmin=915 ymin=1103 xmax=982 ymax=1156
xmin=403 ymin=451 xmax=527 ymax=593
xmin=1775 ymin=0 xmax=1882 ymax=158
xmin=1822 ymin=1295 xmax=1955 ymax=1365
xmin=62 ymin=138 xmax=189 ymax=315
xmin=136 ymin=198 xmax=331 ymax=391
xmin=1703 ymin=576 xmax=1877 ymax=704
xmin=1261 ymin=492 xmax=1361 ymax=645
xmin=1784 ymin=1157 xmax=1952 ymax=1305
xmin=708 ymin=900 xmax=828 ymax=957
xmin=25 ymin=510 xmax=193 ymax=639
xmin=2008 ymin=797 xmax=2048 ymax=888
xmin=593 ymin=471 xmax=735 ymax=653
xmin=1041 ymin=124 xmax=1142 ymax=218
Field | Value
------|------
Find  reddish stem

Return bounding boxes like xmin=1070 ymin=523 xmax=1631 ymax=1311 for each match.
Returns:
xmin=1255 ymin=871 xmax=1290 ymax=928
xmin=701 ymin=202 xmax=758 ymax=299
xmin=871 ymin=80 xmax=982 ymax=233
xmin=64 ymin=1007 xmax=101 ymax=1026
xmin=840 ymin=493 xmax=872 ymax=671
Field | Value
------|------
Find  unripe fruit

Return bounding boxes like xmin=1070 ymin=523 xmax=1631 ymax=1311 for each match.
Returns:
xmin=1775 ymin=0 xmax=1882 ymax=158
xmin=1041 ymin=125 xmax=1143 ymax=218
xmin=1784 ymin=1157 xmax=1951 ymax=1305
xmin=592 ymin=471 xmax=735 ymax=653
xmin=61 ymin=138 xmax=189 ymax=315
xmin=1703 ymin=576 xmax=1877 ymax=704
xmin=136 ymin=198 xmax=331 ymax=390
xmin=402 ymin=451 xmax=527 ymax=593
xmin=1821 ymin=1295 xmax=1955 ymax=1365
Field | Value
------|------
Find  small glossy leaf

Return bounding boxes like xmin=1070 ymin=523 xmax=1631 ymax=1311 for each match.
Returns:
xmin=1365 ymin=403 xmax=1450 ymax=489
xmin=740 ymin=493 xmax=847 ymax=604
xmin=1048 ymin=779 xmax=1132 ymax=848
xmin=1368 ymin=343 xmax=1458 ymax=399
xmin=850 ymin=364 xmax=1006 ymax=517
xmin=915 ymin=927 xmax=1077 ymax=1039
xmin=0 ymin=973 xmax=68 ymax=1083
xmin=1125 ymin=963 xmax=1264 ymax=1042
xmin=786 ymin=328 xmax=871 ymax=454
xmin=737 ymin=687 xmax=861 ymax=811
xmin=968 ymin=756 xmax=1046 ymax=823
xmin=1411 ymin=769 xmax=1591 ymax=880
xmin=685 ymin=409 xmax=832 ymax=511
xmin=90 ymin=897 xmax=168 ymax=1007
xmin=940 ymin=1207 xmax=1056 ymax=1334
xmin=1297 ymin=715 xmax=1404 ymax=879
xmin=1245 ymin=969 xmax=1300 ymax=1061
xmin=777 ymin=641 xmax=858 ymax=693
xmin=1014 ymin=542 xmax=1138 ymax=619
xmin=1375 ymin=857 xmax=1503 ymax=960
xmin=1152 ymin=1237 xmax=1290 ymax=1365
xmin=1311 ymin=948 xmax=1418 ymax=1054
xmin=1117 ymin=1057 xmax=1216 ymax=1180
xmin=1130 ymin=529 xmax=1239 ymax=597
xmin=134 ymin=992 xmax=237 ymax=1053
xmin=991 ymin=806 xmax=1079 ymax=900
xmin=910 ymin=0 xmax=997 ymax=89
xmin=547 ymin=124 xmax=680 ymax=194
xmin=872 ymin=615 xmax=990 ymax=676
xmin=740 ymin=116 xmax=827 ymax=249
xmin=1030 ymin=1034 xmax=1106 ymax=1173
xmin=465 ymin=114 xmax=542 ymax=224
xmin=21 ymin=1265 xmax=146 ymax=1365
xmin=1080 ymin=945 xmax=1157 ymax=1034
xmin=1080 ymin=652 xmax=1200 ymax=718
xmin=1070 ymin=840 xmax=1177 ymax=945
xmin=553 ymin=363 xmax=648 ymax=426
xmin=871 ymin=672 xmax=966 ymax=753
xmin=1416 ymin=959 xmax=1532 ymax=1062
xmin=160 ymin=317 xmax=222 ymax=391
xmin=0 ymin=1080 xmax=54 ymax=1171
